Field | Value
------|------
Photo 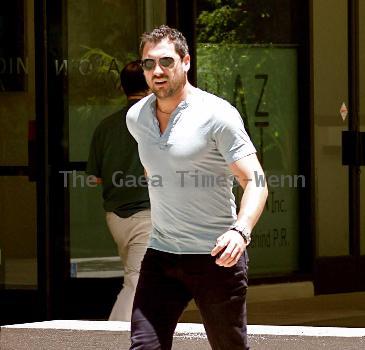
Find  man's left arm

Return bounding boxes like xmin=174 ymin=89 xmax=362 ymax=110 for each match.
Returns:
xmin=211 ymin=153 xmax=268 ymax=267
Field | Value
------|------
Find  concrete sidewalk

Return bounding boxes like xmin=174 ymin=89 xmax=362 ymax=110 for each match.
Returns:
xmin=1 ymin=321 xmax=365 ymax=349
xmin=2 ymin=286 xmax=365 ymax=349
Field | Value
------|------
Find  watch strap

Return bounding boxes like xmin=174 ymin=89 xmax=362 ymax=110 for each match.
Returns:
xmin=230 ymin=224 xmax=252 ymax=245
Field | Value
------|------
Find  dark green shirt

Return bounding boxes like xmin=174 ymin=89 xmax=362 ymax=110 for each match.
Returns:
xmin=86 ymin=100 xmax=150 ymax=218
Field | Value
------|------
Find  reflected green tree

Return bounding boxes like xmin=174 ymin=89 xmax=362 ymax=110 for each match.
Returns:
xmin=67 ymin=0 xmax=142 ymax=161
xmin=196 ymin=0 xmax=298 ymax=172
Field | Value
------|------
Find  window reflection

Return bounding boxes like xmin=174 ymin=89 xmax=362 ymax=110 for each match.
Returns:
xmin=197 ymin=0 xmax=302 ymax=275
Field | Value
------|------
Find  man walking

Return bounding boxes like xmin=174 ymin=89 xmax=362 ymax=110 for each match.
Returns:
xmin=87 ymin=61 xmax=151 ymax=321
xmin=126 ymin=26 xmax=268 ymax=349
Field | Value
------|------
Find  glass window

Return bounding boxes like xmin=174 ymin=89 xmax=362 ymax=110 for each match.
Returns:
xmin=197 ymin=0 xmax=304 ymax=275
xmin=0 ymin=177 xmax=37 ymax=288
xmin=66 ymin=0 xmax=165 ymax=277
xmin=0 ymin=0 xmax=38 ymax=289
xmin=67 ymin=0 xmax=145 ymax=162
xmin=68 ymin=171 xmax=120 ymax=278
xmin=0 ymin=0 xmax=30 ymax=165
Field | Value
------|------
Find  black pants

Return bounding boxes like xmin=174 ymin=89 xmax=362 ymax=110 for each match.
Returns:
xmin=130 ymin=248 xmax=249 ymax=350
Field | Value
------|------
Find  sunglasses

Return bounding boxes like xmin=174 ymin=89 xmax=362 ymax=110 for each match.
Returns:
xmin=141 ymin=57 xmax=175 ymax=71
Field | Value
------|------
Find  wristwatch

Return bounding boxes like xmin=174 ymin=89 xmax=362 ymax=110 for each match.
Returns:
xmin=230 ymin=224 xmax=252 ymax=245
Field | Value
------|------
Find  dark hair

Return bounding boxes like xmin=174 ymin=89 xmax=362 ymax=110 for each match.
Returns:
xmin=120 ymin=60 xmax=149 ymax=96
xmin=140 ymin=25 xmax=189 ymax=59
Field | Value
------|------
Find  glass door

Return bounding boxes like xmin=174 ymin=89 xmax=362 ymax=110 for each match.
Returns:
xmin=195 ymin=0 xmax=310 ymax=277
xmin=46 ymin=0 xmax=166 ymax=319
xmin=0 ymin=0 xmax=42 ymax=324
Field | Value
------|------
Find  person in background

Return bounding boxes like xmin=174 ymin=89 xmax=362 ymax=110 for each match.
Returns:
xmin=87 ymin=60 xmax=151 ymax=321
xmin=126 ymin=26 xmax=268 ymax=349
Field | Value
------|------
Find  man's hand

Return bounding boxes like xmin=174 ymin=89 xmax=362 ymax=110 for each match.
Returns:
xmin=211 ymin=230 xmax=247 ymax=267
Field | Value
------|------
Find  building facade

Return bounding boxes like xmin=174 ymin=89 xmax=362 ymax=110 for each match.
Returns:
xmin=0 ymin=0 xmax=364 ymax=324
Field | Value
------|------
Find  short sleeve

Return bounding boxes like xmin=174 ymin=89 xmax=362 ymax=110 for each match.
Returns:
xmin=126 ymin=94 xmax=157 ymax=144
xmin=126 ymin=103 xmax=140 ymax=143
xmin=212 ymin=106 xmax=256 ymax=164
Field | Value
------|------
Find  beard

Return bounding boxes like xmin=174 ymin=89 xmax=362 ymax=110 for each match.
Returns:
xmin=150 ymin=71 xmax=186 ymax=99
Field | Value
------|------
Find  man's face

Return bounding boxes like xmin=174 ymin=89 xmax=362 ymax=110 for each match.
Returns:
xmin=141 ymin=38 xmax=190 ymax=99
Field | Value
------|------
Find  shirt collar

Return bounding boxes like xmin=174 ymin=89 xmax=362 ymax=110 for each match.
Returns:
xmin=148 ymin=87 xmax=201 ymax=113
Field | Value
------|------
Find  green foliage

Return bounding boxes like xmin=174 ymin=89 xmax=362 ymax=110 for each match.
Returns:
xmin=68 ymin=0 xmax=141 ymax=105
xmin=197 ymin=2 xmax=252 ymax=43
xmin=197 ymin=43 xmax=298 ymax=172
xmin=196 ymin=0 xmax=298 ymax=171
xmin=75 ymin=45 xmax=135 ymax=105
xmin=197 ymin=0 xmax=276 ymax=44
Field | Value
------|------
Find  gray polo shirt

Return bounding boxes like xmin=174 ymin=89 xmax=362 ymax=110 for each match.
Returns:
xmin=126 ymin=88 xmax=256 ymax=254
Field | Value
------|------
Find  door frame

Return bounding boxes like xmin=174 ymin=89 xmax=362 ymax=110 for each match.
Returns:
xmin=0 ymin=0 xmax=48 ymax=325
